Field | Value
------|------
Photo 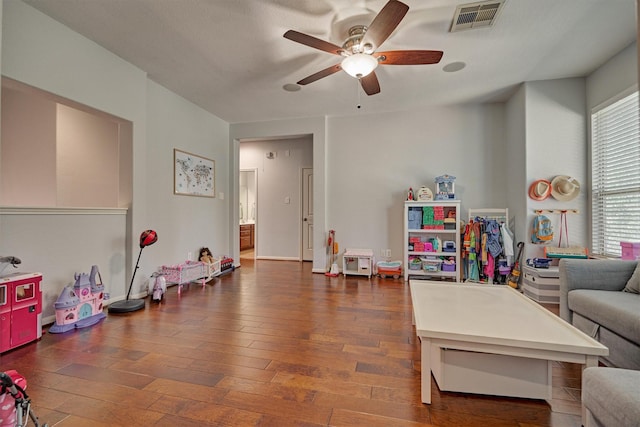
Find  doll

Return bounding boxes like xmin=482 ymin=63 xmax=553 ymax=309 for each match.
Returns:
xmin=199 ymin=247 xmax=215 ymax=264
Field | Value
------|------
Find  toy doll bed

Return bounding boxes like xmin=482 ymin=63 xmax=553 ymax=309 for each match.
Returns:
xmin=158 ymin=261 xmax=206 ymax=295
xmin=203 ymin=259 xmax=221 ymax=279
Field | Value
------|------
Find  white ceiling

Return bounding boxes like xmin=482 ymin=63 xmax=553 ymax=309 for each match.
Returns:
xmin=22 ymin=0 xmax=638 ymax=124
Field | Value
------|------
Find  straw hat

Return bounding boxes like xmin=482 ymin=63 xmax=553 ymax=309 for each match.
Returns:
xmin=551 ymin=175 xmax=580 ymax=201
xmin=528 ymin=179 xmax=552 ymax=201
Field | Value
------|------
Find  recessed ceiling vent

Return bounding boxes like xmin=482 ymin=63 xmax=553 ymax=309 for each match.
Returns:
xmin=450 ymin=0 xmax=505 ymax=32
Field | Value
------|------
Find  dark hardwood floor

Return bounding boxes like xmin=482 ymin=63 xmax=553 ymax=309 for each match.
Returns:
xmin=1 ymin=259 xmax=583 ymax=426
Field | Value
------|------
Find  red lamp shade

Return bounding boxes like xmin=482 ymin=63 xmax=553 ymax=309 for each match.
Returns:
xmin=139 ymin=230 xmax=158 ymax=248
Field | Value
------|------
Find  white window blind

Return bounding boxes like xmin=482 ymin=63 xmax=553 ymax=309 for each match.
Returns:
xmin=591 ymin=90 xmax=640 ymax=257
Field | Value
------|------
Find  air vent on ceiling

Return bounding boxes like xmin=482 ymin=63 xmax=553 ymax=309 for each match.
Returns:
xmin=450 ymin=0 xmax=505 ymax=32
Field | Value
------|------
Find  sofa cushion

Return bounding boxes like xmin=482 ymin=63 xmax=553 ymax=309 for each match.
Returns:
xmin=573 ymin=313 xmax=640 ymax=370
xmin=568 ymin=289 xmax=640 ymax=345
xmin=623 ymin=261 xmax=640 ymax=293
xmin=583 ymin=367 xmax=640 ymax=427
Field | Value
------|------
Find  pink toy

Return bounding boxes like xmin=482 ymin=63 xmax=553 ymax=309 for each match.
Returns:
xmin=150 ymin=272 xmax=167 ymax=302
xmin=49 ymin=265 xmax=106 ymax=334
xmin=158 ymin=261 xmax=206 ymax=295
xmin=0 ymin=370 xmax=47 ymax=426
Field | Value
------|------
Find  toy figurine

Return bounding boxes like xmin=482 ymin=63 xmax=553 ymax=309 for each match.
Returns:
xmin=199 ymin=247 xmax=215 ymax=264
xmin=407 ymin=187 xmax=414 ymax=201
xmin=435 ymin=174 xmax=456 ymax=200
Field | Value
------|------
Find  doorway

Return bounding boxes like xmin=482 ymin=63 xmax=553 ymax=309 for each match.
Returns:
xmin=239 ymin=169 xmax=257 ymax=261
xmin=302 ymin=168 xmax=313 ymax=261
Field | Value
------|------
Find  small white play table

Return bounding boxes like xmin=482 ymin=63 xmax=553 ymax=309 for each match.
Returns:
xmin=409 ymin=280 xmax=608 ymax=406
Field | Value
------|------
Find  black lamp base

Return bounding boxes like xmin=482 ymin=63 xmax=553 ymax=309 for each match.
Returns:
xmin=108 ymin=298 xmax=145 ymax=313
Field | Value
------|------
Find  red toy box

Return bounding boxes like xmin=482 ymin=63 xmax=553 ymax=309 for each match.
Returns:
xmin=0 ymin=273 xmax=43 ymax=353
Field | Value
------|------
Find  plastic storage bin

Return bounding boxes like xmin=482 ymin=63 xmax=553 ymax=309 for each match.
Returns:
xmin=620 ymin=242 xmax=640 ymax=260
xmin=442 ymin=262 xmax=456 ymax=272
xmin=409 ymin=258 xmax=423 ymax=270
xmin=421 ymin=257 xmax=442 ymax=272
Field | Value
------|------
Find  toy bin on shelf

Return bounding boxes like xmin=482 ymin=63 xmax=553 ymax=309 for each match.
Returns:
xmin=421 ymin=258 xmax=442 ymax=272
xmin=620 ymin=242 xmax=640 ymax=260
xmin=441 ymin=261 xmax=456 ymax=272
xmin=0 ymin=272 xmax=43 ymax=353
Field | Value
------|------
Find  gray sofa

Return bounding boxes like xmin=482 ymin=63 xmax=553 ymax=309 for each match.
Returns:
xmin=559 ymin=258 xmax=640 ymax=370
xmin=582 ymin=367 xmax=640 ymax=427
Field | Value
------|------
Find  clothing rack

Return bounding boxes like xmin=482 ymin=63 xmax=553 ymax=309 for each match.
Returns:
xmin=533 ymin=209 xmax=579 ymax=214
xmin=468 ymin=208 xmax=509 ymax=224
xmin=464 ymin=208 xmax=512 ymax=284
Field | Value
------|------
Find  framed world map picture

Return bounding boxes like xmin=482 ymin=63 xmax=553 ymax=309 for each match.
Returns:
xmin=174 ymin=149 xmax=215 ymax=197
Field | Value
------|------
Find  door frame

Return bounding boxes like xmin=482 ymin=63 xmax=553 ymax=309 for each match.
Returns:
xmin=301 ymin=167 xmax=313 ymax=261
xmin=240 ymin=168 xmax=258 ymax=260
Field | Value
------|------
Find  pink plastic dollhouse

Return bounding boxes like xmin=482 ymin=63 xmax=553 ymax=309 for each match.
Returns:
xmin=49 ymin=265 xmax=106 ymax=333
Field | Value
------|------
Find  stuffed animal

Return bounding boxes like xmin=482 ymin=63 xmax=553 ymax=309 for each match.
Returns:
xmin=199 ymin=247 xmax=215 ymax=264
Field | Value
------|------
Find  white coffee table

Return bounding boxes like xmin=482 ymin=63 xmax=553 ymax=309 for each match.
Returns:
xmin=410 ymin=280 xmax=608 ymax=406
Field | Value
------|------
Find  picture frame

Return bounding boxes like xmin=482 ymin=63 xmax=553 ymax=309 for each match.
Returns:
xmin=174 ymin=149 xmax=215 ymax=197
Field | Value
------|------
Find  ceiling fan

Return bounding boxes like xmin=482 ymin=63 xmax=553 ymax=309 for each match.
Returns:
xmin=283 ymin=0 xmax=443 ymax=96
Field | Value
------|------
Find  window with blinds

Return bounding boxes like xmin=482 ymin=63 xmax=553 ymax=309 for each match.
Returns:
xmin=591 ymin=89 xmax=640 ymax=257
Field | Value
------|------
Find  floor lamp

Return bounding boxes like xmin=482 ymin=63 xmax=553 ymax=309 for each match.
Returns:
xmin=108 ymin=230 xmax=158 ymax=313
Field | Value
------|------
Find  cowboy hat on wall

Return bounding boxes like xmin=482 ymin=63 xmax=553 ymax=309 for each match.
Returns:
xmin=528 ymin=179 xmax=552 ymax=201
xmin=551 ymin=175 xmax=581 ymax=201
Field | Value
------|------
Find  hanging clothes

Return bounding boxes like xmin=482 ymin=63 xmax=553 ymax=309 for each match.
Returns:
xmin=468 ymin=226 xmax=480 ymax=282
xmin=485 ymin=219 xmax=503 ymax=258
xmin=484 ymin=253 xmax=495 ymax=282
xmin=500 ymin=222 xmax=515 ymax=263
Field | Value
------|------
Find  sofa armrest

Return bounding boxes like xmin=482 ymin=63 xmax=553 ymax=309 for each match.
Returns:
xmin=559 ymin=259 xmax=637 ymax=323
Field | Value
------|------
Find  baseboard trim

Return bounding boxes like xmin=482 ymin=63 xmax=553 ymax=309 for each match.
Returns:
xmin=256 ymin=256 xmax=300 ymax=261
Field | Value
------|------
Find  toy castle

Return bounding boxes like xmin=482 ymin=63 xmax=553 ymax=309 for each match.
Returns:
xmin=49 ymin=265 xmax=106 ymax=333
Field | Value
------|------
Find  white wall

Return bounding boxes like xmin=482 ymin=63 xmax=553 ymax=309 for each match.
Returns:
xmin=239 ymin=137 xmax=313 ymax=260
xmin=1 ymin=0 xmax=148 ymax=301
xmin=0 ymin=85 xmax=57 ymax=206
xmin=587 ymin=42 xmax=638 ymax=110
xmin=230 ymin=117 xmax=326 ymax=272
xmin=327 ymin=105 xmax=506 ymax=262
xmin=145 ymin=79 xmax=229 ymax=270
xmin=56 ymin=104 xmax=120 ymax=207
xmin=1 ymin=2 xmax=230 ymax=320
xmin=0 ymin=208 xmax=126 ymax=321
xmin=523 ymin=78 xmax=587 ymax=261
xmin=505 ymin=84 xmax=527 ymax=249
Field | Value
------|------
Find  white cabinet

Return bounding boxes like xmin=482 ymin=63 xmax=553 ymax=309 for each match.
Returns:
xmin=404 ymin=201 xmax=461 ymax=282
xmin=342 ymin=248 xmax=374 ymax=278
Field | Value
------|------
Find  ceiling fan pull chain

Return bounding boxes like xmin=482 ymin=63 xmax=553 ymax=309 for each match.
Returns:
xmin=356 ymin=79 xmax=362 ymax=110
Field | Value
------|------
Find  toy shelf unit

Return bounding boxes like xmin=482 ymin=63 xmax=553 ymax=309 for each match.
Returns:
xmin=0 ymin=272 xmax=43 ymax=353
xmin=404 ymin=200 xmax=461 ymax=282
xmin=342 ymin=248 xmax=374 ymax=278
xmin=158 ymin=261 xmax=207 ymax=295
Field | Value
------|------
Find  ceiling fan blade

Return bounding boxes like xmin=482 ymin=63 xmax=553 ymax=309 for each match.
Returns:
xmin=284 ymin=30 xmax=343 ymax=56
xmin=376 ymin=50 xmax=444 ymax=65
xmin=297 ymin=64 xmax=342 ymax=85
xmin=360 ymin=72 xmax=381 ymax=96
xmin=361 ymin=0 xmax=409 ymax=51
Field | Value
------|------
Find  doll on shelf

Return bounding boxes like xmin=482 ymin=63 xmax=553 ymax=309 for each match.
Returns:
xmin=199 ymin=247 xmax=215 ymax=264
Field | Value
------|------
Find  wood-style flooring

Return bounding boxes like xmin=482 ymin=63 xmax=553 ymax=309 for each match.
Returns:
xmin=0 ymin=259 xmax=584 ymax=426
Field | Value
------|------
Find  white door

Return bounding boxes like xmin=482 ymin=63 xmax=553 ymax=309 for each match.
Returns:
xmin=302 ymin=168 xmax=313 ymax=261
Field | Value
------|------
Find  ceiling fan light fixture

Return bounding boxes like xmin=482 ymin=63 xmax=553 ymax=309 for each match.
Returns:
xmin=341 ymin=53 xmax=378 ymax=78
